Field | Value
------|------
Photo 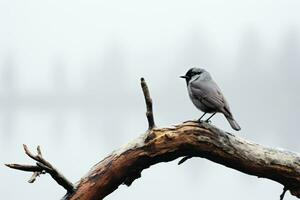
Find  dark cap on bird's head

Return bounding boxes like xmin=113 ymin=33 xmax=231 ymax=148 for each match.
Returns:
xmin=180 ymin=67 xmax=205 ymax=84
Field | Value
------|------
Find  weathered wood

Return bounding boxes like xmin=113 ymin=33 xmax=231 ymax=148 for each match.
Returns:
xmin=6 ymin=145 xmax=75 ymax=193
xmin=63 ymin=122 xmax=300 ymax=200
xmin=140 ymin=77 xmax=155 ymax=130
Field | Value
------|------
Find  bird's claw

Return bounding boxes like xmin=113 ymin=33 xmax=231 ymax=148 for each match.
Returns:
xmin=197 ymin=119 xmax=206 ymax=124
xmin=197 ymin=119 xmax=203 ymax=123
xmin=204 ymin=119 xmax=212 ymax=123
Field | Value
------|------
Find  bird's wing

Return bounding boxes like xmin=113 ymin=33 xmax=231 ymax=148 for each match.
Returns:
xmin=190 ymin=80 xmax=232 ymax=116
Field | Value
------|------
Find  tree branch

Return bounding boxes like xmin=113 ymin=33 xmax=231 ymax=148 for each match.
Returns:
xmin=280 ymin=187 xmax=288 ymax=200
xmin=5 ymin=78 xmax=300 ymax=200
xmin=61 ymin=122 xmax=300 ymax=200
xmin=5 ymin=164 xmax=43 ymax=172
xmin=140 ymin=77 xmax=155 ymax=130
xmin=5 ymin=145 xmax=74 ymax=193
xmin=178 ymin=155 xmax=193 ymax=165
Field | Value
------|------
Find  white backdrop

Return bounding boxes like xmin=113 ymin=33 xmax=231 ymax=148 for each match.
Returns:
xmin=1 ymin=0 xmax=300 ymax=199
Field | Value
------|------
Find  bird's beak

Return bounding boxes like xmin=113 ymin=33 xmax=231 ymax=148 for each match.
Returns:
xmin=180 ymin=75 xmax=187 ymax=79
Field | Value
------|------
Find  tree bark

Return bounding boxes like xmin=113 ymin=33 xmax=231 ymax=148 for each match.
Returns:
xmin=62 ymin=122 xmax=300 ymax=200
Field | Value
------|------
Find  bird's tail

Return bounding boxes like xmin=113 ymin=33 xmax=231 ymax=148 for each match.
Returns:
xmin=225 ymin=116 xmax=241 ymax=131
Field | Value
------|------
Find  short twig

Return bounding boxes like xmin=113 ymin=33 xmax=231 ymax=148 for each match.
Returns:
xmin=5 ymin=164 xmax=43 ymax=172
xmin=280 ymin=187 xmax=288 ymax=200
xmin=5 ymin=144 xmax=74 ymax=193
xmin=140 ymin=77 xmax=155 ymax=130
xmin=28 ymin=171 xmax=45 ymax=183
xmin=178 ymin=156 xmax=193 ymax=165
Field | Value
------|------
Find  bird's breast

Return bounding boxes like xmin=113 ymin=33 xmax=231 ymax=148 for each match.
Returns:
xmin=187 ymin=85 xmax=213 ymax=113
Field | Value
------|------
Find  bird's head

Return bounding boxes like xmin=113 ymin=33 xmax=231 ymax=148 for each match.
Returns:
xmin=180 ymin=67 xmax=207 ymax=84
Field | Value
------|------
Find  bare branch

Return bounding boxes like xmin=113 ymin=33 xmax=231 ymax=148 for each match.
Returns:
xmin=140 ymin=77 xmax=155 ymax=130
xmin=36 ymin=162 xmax=54 ymax=172
xmin=63 ymin=122 xmax=300 ymax=200
xmin=280 ymin=187 xmax=288 ymax=200
xmin=28 ymin=171 xmax=45 ymax=183
xmin=6 ymin=145 xmax=74 ymax=193
xmin=178 ymin=156 xmax=193 ymax=165
xmin=5 ymin=164 xmax=43 ymax=172
xmin=23 ymin=144 xmax=38 ymax=161
xmin=37 ymin=145 xmax=42 ymax=157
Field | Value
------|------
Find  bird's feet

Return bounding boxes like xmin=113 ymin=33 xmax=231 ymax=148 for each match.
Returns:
xmin=204 ymin=119 xmax=212 ymax=123
xmin=197 ymin=119 xmax=211 ymax=124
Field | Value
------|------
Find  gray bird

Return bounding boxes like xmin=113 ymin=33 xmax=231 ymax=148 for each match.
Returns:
xmin=180 ymin=67 xmax=241 ymax=131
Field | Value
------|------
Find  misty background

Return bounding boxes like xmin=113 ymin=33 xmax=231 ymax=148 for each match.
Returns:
xmin=1 ymin=0 xmax=300 ymax=199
